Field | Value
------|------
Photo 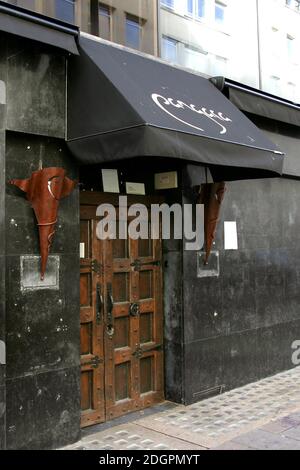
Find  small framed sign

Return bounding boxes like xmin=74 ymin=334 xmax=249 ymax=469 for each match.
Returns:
xmin=101 ymin=169 xmax=120 ymax=193
xmin=155 ymin=172 xmax=178 ymax=190
xmin=126 ymin=182 xmax=146 ymax=195
xmin=224 ymin=221 xmax=238 ymax=250
xmin=80 ymin=243 xmax=85 ymax=259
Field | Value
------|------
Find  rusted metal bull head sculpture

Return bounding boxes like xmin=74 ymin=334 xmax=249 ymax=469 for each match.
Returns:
xmin=199 ymin=182 xmax=226 ymax=264
xmin=10 ymin=168 xmax=76 ymax=280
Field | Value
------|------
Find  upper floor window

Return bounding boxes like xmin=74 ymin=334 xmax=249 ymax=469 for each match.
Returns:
xmin=161 ymin=36 xmax=179 ymax=63
xmin=269 ymin=75 xmax=281 ymax=95
xmin=187 ymin=0 xmax=205 ymax=19
xmin=184 ymin=44 xmax=208 ymax=72
xmin=55 ymin=0 xmax=75 ymax=24
xmin=286 ymin=34 xmax=297 ymax=63
xmin=126 ymin=15 xmax=142 ymax=50
xmin=213 ymin=54 xmax=228 ymax=75
xmin=161 ymin=0 xmax=175 ymax=9
xmin=286 ymin=1 xmax=300 ymax=12
xmin=215 ymin=1 xmax=226 ymax=23
xmin=99 ymin=3 xmax=112 ymax=41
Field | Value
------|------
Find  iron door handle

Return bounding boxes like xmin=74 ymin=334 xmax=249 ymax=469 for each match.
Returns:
xmin=96 ymin=283 xmax=103 ymax=325
xmin=107 ymin=283 xmax=114 ymax=338
xmin=130 ymin=303 xmax=140 ymax=317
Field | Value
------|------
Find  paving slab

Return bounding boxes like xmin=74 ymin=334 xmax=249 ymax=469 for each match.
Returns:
xmin=134 ymin=367 xmax=300 ymax=448
xmin=283 ymin=425 xmax=300 ymax=442
xmin=64 ymin=423 xmax=206 ymax=451
xmin=233 ymin=429 xmax=300 ymax=450
xmin=63 ymin=366 xmax=300 ymax=450
xmin=261 ymin=413 xmax=300 ymax=434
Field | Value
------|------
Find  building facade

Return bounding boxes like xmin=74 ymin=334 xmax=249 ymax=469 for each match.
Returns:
xmin=4 ymin=0 xmax=300 ymax=101
xmin=3 ymin=0 xmax=159 ymax=55
xmin=0 ymin=18 xmax=81 ymax=449
xmin=160 ymin=0 xmax=300 ymax=102
xmin=0 ymin=0 xmax=300 ymax=451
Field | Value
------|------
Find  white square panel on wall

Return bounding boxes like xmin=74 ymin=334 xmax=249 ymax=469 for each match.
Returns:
xmin=224 ymin=221 xmax=238 ymax=250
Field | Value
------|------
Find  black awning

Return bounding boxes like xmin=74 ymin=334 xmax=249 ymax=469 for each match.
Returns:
xmin=67 ymin=36 xmax=284 ymax=181
xmin=0 ymin=1 xmax=79 ymax=55
xmin=223 ymin=78 xmax=300 ymax=127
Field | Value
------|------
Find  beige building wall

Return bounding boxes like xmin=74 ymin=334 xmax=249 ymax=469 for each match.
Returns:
xmin=3 ymin=0 xmax=158 ymax=55
xmin=97 ymin=0 xmax=158 ymax=55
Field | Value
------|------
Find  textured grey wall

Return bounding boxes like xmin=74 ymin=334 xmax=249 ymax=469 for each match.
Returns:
xmin=182 ymin=177 xmax=300 ymax=404
xmin=0 ymin=32 xmax=81 ymax=450
xmin=0 ymin=38 xmax=7 ymax=449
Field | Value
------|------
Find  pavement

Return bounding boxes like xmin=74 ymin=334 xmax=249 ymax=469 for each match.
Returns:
xmin=63 ymin=366 xmax=300 ymax=451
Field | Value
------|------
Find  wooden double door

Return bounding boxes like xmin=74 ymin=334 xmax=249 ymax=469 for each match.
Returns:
xmin=80 ymin=193 xmax=164 ymax=427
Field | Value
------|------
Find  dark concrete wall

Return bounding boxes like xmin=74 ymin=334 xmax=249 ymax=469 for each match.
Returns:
xmin=182 ymin=177 xmax=300 ymax=404
xmin=6 ymin=133 xmax=80 ymax=450
xmin=0 ymin=33 xmax=81 ymax=449
xmin=4 ymin=35 xmax=66 ymax=138
xmin=163 ymin=190 xmax=184 ymax=404
xmin=0 ymin=78 xmax=6 ymax=450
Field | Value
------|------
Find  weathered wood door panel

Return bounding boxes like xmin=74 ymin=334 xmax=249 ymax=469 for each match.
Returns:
xmin=80 ymin=194 xmax=164 ymax=427
xmin=80 ymin=213 xmax=105 ymax=427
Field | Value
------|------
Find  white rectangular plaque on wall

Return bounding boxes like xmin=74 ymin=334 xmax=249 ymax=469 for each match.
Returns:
xmin=126 ymin=182 xmax=146 ymax=195
xmin=0 ymin=340 xmax=5 ymax=365
xmin=224 ymin=221 xmax=238 ymax=250
xmin=155 ymin=172 xmax=178 ymax=190
xmin=101 ymin=169 xmax=120 ymax=193
xmin=80 ymin=243 xmax=85 ymax=259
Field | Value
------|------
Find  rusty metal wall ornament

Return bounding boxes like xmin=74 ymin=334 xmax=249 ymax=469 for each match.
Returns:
xmin=199 ymin=182 xmax=227 ymax=265
xmin=10 ymin=168 xmax=77 ymax=280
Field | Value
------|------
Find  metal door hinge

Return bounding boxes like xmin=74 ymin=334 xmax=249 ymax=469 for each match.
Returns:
xmin=133 ymin=347 xmax=143 ymax=359
xmin=132 ymin=343 xmax=163 ymax=359
xmin=130 ymin=259 xmax=161 ymax=272
xmin=92 ymin=259 xmax=102 ymax=275
xmin=81 ymin=356 xmax=103 ymax=369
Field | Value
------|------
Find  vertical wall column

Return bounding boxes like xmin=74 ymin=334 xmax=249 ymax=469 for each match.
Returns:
xmin=3 ymin=35 xmax=81 ymax=450
xmin=163 ymin=188 xmax=185 ymax=404
xmin=0 ymin=77 xmax=7 ymax=449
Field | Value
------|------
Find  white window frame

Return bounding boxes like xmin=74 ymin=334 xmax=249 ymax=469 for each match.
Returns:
xmin=186 ymin=0 xmax=206 ymax=20
xmin=215 ymin=0 xmax=227 ymax=24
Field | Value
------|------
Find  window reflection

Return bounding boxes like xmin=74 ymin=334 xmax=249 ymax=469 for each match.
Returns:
xmin=126 ymin=15 xmax=142 ymax=50
xmin=3 ymin=0 xmax=300 ymax=103
xmin=55 ymin=0 xmax=75 ymax=23
xmin=215 ymin=1 xmax=226 ymax=23
xmin=99 ymin=3 xmax=111 ymax=41
xmin=187 ymin=0 xmax=205 ymax=18
xmin=162 ymin=36 xmax=178 ymax=63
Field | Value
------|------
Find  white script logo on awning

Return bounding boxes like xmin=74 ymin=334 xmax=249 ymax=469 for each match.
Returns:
xmin=151 ymin=93 xmax=232 ymax=135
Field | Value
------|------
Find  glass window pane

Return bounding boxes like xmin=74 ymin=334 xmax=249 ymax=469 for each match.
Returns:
xmin=126 ymin=16 xmax=141 ymax=50
xmin=197 ymin=0 xmax=205 ymax=18
xmin=161 ymin=36 xmax=178 ymax=63
xmin=159 ymin=0 xmax=260 ymax=90
xmin=184 ymin=45 xmax=208 ymax=73
xmin=161 ymin=0 xmax=174 ymax=9
xmin=99 ymin=4 xmax=111 ymax=41
xmin=215 ymin=2 xmax=225 ymax=23
xmin=187 ymin=0 xmax=193 ymax=15
xmin=55 ymin=0 xmax=75 ymax=23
